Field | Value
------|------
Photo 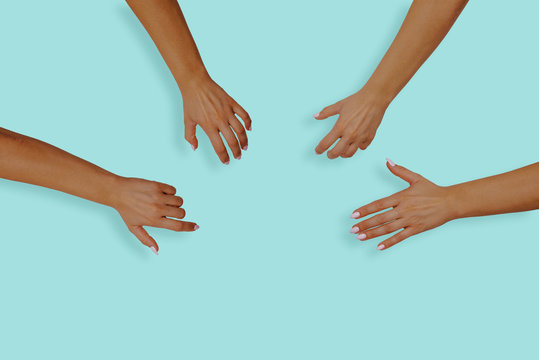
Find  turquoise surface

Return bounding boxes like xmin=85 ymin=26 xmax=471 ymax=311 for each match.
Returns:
xmin=0 ymin=1 xmax=538 ymax=359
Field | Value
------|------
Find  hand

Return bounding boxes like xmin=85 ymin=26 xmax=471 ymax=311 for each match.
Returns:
xmin=314 ymin=88 xmax=389 ymax=159
xmin=111 ymin=177 xmax=198 ymax=254
xmin=350 ymin=159 xmax=455 ymax=250
xmin=181 ymin=77 xmax=252 ymax=164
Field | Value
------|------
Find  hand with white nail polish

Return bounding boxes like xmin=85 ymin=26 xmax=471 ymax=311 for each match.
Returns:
xmin=181 ymin=77 xmax=251 ymax=164
xmin=112 ymin=177 xmax=199 ymax=254
xmin=314 ymin=89 xmax=388 ymax=159
xmin=314 ymin=0 xmax=469 ymax=159
xmin=0 ymin=127 xmax=199 ymax=255
xmin=126 ymin=0 xmax=251 ymax=165
xmin=351 ymin=159 xmax=453 ymax=250
xmin=351 ymin=159 xmax=539 ymax=251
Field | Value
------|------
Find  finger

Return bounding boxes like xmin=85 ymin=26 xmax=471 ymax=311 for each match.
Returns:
xmin=354 ymin=209 xmax=399 ymax=232
xmin=351 ymin=195 xmax=398 ymax=219
xmin=205 ymin=128 xmax=230 ymax=164
xmin=130 ymin=225 xmax=159 ymax=254
xmin=377 ymin=228 xmax=415 ymax=250
xmin=314 ymin=103 xmax=339 ymax=120
xmin=228 ymin=116 xmax=248 ymax=151
xmin=163 ymin=195 xmax=183 ymax=207
xmin=157 ymin=182 xmax=176 ymax=195
xmin=184 ymin=119 xmax=198 ymax=150
xmin=327 ymin=138 xmax=350 ymax=159
xmin=386 ymin=158 xmax=423 ymax=185
xmin=315 ymin=127 xmax=340 ymax=155
xmin=341 ymin=143 xmax=359 ymax=158
xmin=220 ymin=125 xmax=242 ymax=160
xmin=355 ymin=219 xmax=404 ymax=241
xmin=232 ymin=102 xmax=252 ymax=131
xmin=156 ymin=218 xmax=199 ymax=232
xmin=163 ymin=207 xmax=186 ymax=220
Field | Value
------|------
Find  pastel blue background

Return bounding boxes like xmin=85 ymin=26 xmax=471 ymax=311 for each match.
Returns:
xmin=1 ymin=0 xmax=538 ymax=359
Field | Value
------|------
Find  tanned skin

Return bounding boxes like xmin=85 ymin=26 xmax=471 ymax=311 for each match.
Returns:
xmin=314 ymin=0 xmax=469 ymax=159
xmin=0 ymin=128 xmax=198 ymax=254
xmin=126 ymin=0 xmax=252 ymax=165
xmin=351 ymin=160 xmax=539 ymax=250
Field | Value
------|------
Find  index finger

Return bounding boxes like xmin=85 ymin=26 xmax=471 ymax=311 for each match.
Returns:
xmin=232 ymin=102 xmax=252 ymax=131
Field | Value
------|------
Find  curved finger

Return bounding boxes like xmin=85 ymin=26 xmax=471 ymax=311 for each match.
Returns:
xmin=157 ymin=182 xmax=176 ymax=195
xmin=163 ymin=207 xmax=186 ymax=220
xmin=184 ymin=119 xmax=198 ymax=150
xmin=156 ymin=218 xmax=199 ymax=232
xmin=327 ymin=138 xmax=350 ymax=159
xmin=228 ymin=116 xmax=248 ymax=150
xmin=356 ymin=220 xmax=404 ymax=241
xmin=377 ymin=228 xmax=415 ymax=250
xmin=163 ymin=195 xmax=183 ymax=207
xmin=205 ymin=127 xmax=230 ymax=164
xmin=232 ymin=102 xmax=251 ymax=131
xmin=130 ymin=225 xmax=158 ymax=254
xmin=354 ymin=209 xmax=399 ymax=232
xmin=351 ymin=195 xmax=398 ymax=219
xmin=219 ymin=125 xmax=242 ymax=160
xmin=341 ymin=143 xmax=359 ymax=158
xmin=315 ymin=127 xmax=340 ymax=155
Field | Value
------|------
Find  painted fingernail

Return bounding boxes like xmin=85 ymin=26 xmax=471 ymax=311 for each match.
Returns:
xmin=235 ymin=155 xmax=242 ymax=160
xmin=357 ymin=233 xmax=367 ymax=240
xmin=191 ymin=144 xmax=196 ymax=151
xmin=247 ymin=126 xmax=252 ymax=131
xmin=224 ymin=161 xmax=230 ymax=165
xmin=377 ymin=244 xmax=385 ymax=250
xmin=194 ymin=224 xmax=200 ymax=230
xmin=150 ymin=246 xmax=159 ymax=255
xmin=313 ymin=113 xmax=320 ymax=118
xmin=350 ymin=226 xmax=359 ymax=234
xmin=242 ymin=145 xmax=248 ymax=151
xmin=386 ymin=158 xmax=396 ymax=167
xmin=351 ymin=211 xmax=360 ymax=219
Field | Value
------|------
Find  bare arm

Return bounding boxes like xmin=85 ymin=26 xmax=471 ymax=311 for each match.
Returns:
xmin=126 ymin=0 xmax=251 ymax=164
xmin=0 ymin=128 xmax=198 ymax=253
xmin=351 ymin=160 xmax=539 ymax=250
xmin=315 ymin=0 xmax=469 ymax=159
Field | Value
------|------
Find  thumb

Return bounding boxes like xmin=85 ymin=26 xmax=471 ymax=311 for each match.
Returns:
xmin=314 ymin=103 xmax=339 ymax=120
xmin=386 ymin=158 xmax=422 ymax=185
xmin=130 ymin=225 xmax=159 ymax=255
xmin=184 ymin=120 xmax=198 ymax=151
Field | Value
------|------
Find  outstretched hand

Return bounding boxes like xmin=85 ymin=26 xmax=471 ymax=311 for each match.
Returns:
xmin=182 ymin=77 xmax=251 ymax=164
xmin=350 ymin=159 xmax=455 ymax=250
xmin=314 ymin=89 xmax=389 ymax=159
xmin=112 ymin=177 xmax=198 ymax=254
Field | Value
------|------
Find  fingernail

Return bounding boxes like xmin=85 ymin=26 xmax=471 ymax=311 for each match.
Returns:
xmin=386 ymin=158 xmax=396 ymax=167
xmin=357 ymin=233 xmax=367 ymax=240
xmin=377 ymin=244 xmax=385 ymax=250
xmin=224 ymin=161 xmax=230 ymax=165
xmin=150 ymin=246 xmax=159 ymax=255
xmin=191 ymin=144 xmax=196 ymax=151
xmin=313 ymin=112 xmax=320 ymax=118
xmin=350 ymin=227 xmax=359 ymax=234
xmin=235 ymin=155 xmax=241 ymax=160
xmin=247 ymin=125 xmax=252 ymax=131
xmin=194 ymin=224 xmax=200 ymax=230
xmin=242 ymin=145 xmax=248 ymax=151
xmin=350 ymin=211 xmax=360 ymax=219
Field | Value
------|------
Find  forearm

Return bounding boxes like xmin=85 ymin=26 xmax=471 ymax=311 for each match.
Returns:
xmin=448 ymin=163 xmax=539 ymax=219
xmin=0 ymin=128 xmax=119 ymax=207
xmin=126 ymin=0 xmax=210 ymax=90
xmin=364 ymin=0 xmax=468 ymax=103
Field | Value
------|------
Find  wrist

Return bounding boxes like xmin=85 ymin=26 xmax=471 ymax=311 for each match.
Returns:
xmin=102 ymin=174 xmax=127 ymax=210
xmin=176 ymin=68 xmax=212 ymax=93
xmin=443 ymin=185 xmax=463 ymax=221
xmin=361 ymin=80 xmax=398 ymax=107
